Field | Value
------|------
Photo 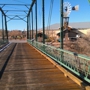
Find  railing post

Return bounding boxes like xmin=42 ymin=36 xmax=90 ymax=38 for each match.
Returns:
xmin=27 ymin=15 xmax=29 ymax=39
xmin=32 ymin=9 xmax=33 ymax=39
xmin=5 ymin=15 xmax=8 ymax=42
xmin=29 ymin=13 xmax=31 ymax=40
xmin=60 ymin=0 xmax=63 ymax=49
xmin=35 ymin=0 xmax=37 ymax=41
xmin=30 ymin=12 xmax=32 ymax=39
xmin=28 ymin=14 xmax=30 ymax=39
xmin=42 ymin=0 xmax=45 ymax=44
xmin=60 ymin=0 xmax=64 ymax=62
xmin=2 ymin=14 xmax=4 ymax=42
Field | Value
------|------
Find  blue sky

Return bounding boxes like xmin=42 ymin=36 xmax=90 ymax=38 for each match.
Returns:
xmin=0 ymin=0 xmax=90 ymax=30
xmin=67 ymin=0 xmax=90 ymax=22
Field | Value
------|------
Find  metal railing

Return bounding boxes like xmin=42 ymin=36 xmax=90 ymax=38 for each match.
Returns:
xmin=27 ymin=39 xmax=90 ymax=83
xmin=0 ymin=39 xmax=8 ymax=48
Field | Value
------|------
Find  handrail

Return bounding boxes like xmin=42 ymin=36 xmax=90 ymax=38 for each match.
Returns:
xmin=0 ymin=39 xmax=8 ymax=47
xmin=27 ymin=39 xmax=90 ymax=83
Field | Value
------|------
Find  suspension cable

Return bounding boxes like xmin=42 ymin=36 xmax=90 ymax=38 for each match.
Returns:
xmin=47 ymin=0 xmax=54 ymax=35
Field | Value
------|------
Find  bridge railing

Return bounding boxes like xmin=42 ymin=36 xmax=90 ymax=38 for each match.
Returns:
xmin=0 ymin=8 xmax=8 ymax=47
xmin=0 ymin=39 xmax=8 ymax=47
xmin=27 ymin=39 xmax=90 ymax=83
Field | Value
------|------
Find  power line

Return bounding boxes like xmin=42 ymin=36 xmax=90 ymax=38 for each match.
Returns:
xmin=47 ymin=0 xmax=54 ymax=35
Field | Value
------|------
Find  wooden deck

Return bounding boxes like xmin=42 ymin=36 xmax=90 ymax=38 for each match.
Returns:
xmin=0 ymin=43 xmax=83 ymax=90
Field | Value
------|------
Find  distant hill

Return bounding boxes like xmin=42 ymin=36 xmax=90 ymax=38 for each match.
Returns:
xmin=45 ymin=22 xmax=90 ymax=30
xmin=8 ymin=30 xmax=27 ymax=40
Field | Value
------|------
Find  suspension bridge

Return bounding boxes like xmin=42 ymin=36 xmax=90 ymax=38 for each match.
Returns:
xmin=0 ymin=0 xmax=90 ymax=90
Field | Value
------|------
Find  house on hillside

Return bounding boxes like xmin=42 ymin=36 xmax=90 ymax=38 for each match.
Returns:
xmin=57 ymin=27 xmax=80 ymax=42
xmin=38 ymin=27 xmax=88 ymax=42
xmin=36 ymin=32 xmax=48 ymax=42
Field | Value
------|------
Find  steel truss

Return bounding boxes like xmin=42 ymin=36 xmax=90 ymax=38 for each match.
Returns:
xmin=0 ymin=0 xmax=63 ymax=47
xmin=0 ymin=8 xmax=8 ymax=43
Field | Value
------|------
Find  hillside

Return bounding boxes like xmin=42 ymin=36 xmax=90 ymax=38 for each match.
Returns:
xmin=8 ymin=30 xmax=27 ymax=40
xmin=0 ymin=30 xmax=26 ymax=39
xmin=45 ymin=22 xmax=90 ymax=30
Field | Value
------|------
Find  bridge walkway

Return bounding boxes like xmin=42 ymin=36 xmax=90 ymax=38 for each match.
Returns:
xmin=0 ymin=43 xmax=83 ymax=90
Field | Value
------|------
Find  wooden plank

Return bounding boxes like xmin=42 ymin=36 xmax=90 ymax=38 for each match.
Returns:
xmin=0 ymin=43 xmax=83 ymax=90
